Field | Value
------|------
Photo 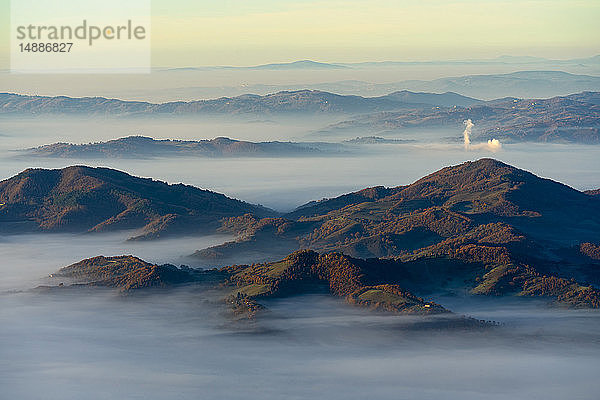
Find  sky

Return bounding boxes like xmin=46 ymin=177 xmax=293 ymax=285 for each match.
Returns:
xmin=0 ymin=0 xmax=599 ymax=67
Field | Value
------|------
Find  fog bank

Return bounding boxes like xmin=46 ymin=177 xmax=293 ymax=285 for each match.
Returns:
xmin=1 ymin=291 xmax=599 ymax=400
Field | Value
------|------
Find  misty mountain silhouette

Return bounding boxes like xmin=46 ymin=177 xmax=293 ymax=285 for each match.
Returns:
xmin=21 ymin=136 xmax=336 ymax=159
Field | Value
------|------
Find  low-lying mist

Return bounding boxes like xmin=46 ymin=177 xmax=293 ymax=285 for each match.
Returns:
xmin=0 ymin=115 xmax=336 ymax=151
xmin=1 ymin=113 xmax=599 ymax=399
xmin=0 ymin=232 xmax=231 ymax=292
xmin=3 ymin=56 xmax=600 ymax=400
xmin=2 ymin=140 xmax=599 ymax=212
xmin=1 ymin=288 xmax=599 ymax=400
xmin=2 ymin=62 xmax=599 ymax=102
xmin=2 ymin=115 xmax=599 ymax=211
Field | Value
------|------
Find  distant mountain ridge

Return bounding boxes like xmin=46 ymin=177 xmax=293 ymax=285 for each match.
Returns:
xmin=340 ymin=55 xmax=600 ymax=67
xmin=246 ymin=60 xmax=349 ymax=70
xmin=4 ymin=90 xmax=600 ymax=143
xmin=140 ymin=70 xmax=600 ymax=100
xmin=160 ymin=56 xmax=600 ymax=71
xmin=322 ymin=91 xmax=600 ymax=144
xmin=163 ymin=60 xmax=349 ymax=71
xmin=382 ymin=90 xmax=484 ymax=107
xmin=396 ymin=71 xmax=600 ymax=100
xmin=0 ymin=90 xmax=483 ymax=116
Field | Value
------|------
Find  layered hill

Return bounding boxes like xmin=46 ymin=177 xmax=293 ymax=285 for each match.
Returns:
xmin=322 ymin=92 xmax=600 ymax=144
xmin=20 ymin=136 xmax=341 ymax=159
xmin=194 ymin=159 xmax=600 ymax=308
xmin=0 ymin=90 xmax=479 ymax=116
xmin=198 ymin=158 xmax=600 ymax=259
xmin=220 ymin=249 xmax=450 ymax=316
xmin=52 ymin=255 xmax=218 ymax=290
xmin=38 ymin=159 xmax=600 ymax=320
xmin=126 ymin=70 xmax=600 ymax=100
xmin=343 ymin=136 xmax=415 ymax=144
xmin=394 ymin=71 xmax=600 ymax=100
xmin=49 ymin=244 xmax=600 ymax=321
xmin=0 ymin=166 xmax=272 ymax=239
xmin=4 ymin=90 xmax=598 ymax=143
xmin=48 ymin=252 xmax=473 ymax=322
xmin=221 ymin=248 xmax=600 ymax=311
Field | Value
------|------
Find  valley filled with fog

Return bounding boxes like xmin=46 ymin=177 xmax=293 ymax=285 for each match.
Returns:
xmin=1 ymin=116 xmax=599 ymax=211
xmin=2 ymin=286 xmax=599 ymax=400
xmin=1 ymin=88 xmax=600 ymax=400
xmin=2 ymin=0 xmax=600 ymax=396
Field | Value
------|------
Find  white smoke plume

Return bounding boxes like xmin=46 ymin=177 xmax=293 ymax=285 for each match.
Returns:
xmin=462 ymin=119 xmax=502 ymax=152
xmin=463 ymin=119 xmax=473 ymax=149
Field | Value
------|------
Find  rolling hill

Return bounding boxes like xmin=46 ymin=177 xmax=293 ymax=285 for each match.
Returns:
xmin=0 ymin=166 xmax=273 ymax=239
xmin=5 ymin=89 xmax=599 ymax=143
xmin=322 ymin=92 xmax=600 ymax=143
xmin=395 ymin=71 xmax=600 ymax=100
xmin=31 ymin=158 xmax=600 ymax=319
xmin=193 ymin=159 xmax=600 ymax=309
xmin=0 ymin=90 xmax=482 ymax=116
xmin=139 ymin=70 xmax=600 ymax=100
xmin=20 ymin=136 xmax=342 ymax=159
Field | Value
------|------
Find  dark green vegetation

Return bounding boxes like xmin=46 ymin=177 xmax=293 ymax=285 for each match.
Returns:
xmin=0 ymin=166 xmax=272 ymax=239
xmin=195 ymin=159 xmax=600 ymax=309
xmin=21 ymin=136 xmax=343 ymax=159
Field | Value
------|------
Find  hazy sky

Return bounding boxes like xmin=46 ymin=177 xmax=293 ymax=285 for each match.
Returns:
xmin=1 ymin=0 xmax=599 ymax=67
